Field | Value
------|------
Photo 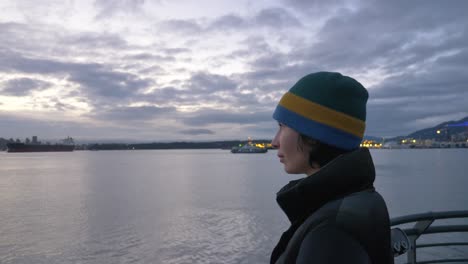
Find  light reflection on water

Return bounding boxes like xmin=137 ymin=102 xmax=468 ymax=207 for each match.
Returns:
xmin=157 ymin=208 xmax=270 ymax=264
xmin=0 ymin=149 xmax=467 ymax=263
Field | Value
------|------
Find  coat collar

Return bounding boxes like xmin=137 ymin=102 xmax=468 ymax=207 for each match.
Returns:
xmin=276 ymin=147 xmax=376 ymax=224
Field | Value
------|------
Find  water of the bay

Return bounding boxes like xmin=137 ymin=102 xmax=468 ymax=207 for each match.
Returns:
xmin=0 ymin=149 xmax=467 ymax=263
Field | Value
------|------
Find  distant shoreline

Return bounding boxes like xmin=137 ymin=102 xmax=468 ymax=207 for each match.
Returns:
xmin=81 ymin=140 xmax=274 ymax=151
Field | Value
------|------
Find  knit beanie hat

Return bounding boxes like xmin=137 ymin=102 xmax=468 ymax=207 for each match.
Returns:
xmin=273 ymin=72 xmax=368 ymax=150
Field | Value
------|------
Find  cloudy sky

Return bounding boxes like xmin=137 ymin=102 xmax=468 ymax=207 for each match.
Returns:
xmin=1 ymin=0 xmax=467 ymax=142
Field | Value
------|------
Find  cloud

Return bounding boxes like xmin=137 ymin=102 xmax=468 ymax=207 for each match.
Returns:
xmin=139 ymin=65 xmax=166 ymax=75
xmin=64 ymin=32 xmax=129 ymax=50
xmin=181 ymin=109 xmax=272 ymax=126
xmin=94 ymin=0 xmax=147 ymax=19
xmin=371 ymin=69 xmax=468 ymax=99
xmin=282 ymin=0 xmax=347 ymax=12
xmin=158 ymin=19 xmax=204 ymax=35
xmin=140 ymin=78 xmax=266 ymax=111
xmin=0 ymin=22 xmax=131 ymax=59
xmin=162 ymin=48 xmax=191 ymax=55
xmin=210 ymin=14 xmax=248 ymax=31
xmin=179 ymin=129 xmax=215 ymax=135
xmin=57 ymin=102 xmax=77 ymax=111
xmin=90 ymin=105 xmax=176 ymax=121
xmin=435 ymin=48 xmax=468 ymax=68
xmin=68 ymin=66 xmax=153 ymax=99
xmin=186 ymin=72 xmax=238 ymax=92
xmin=0 ymin=49 xmax=154 ymax=106
xmin=124 ymin=53 xmax=175 ymax=62
xmin=157 ymin=7 xmax=302 ymax=36
xmin=281 ymin=0 xmax=467 ymax=75
xmin=0 ymin=78 xmax=51 ymax=96
xmin=143 ymin=86 xmax=180 ymax=103
xmin=254 ymin=8 xmax=302 ymax=28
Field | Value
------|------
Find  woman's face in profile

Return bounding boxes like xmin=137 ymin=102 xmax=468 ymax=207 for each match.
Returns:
xmin=272 ymin=124 xmax=314 ymax=175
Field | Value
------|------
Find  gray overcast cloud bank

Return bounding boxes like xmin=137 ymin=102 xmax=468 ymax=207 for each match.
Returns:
xmin=0 ymin=0 xmax=467 ymax=141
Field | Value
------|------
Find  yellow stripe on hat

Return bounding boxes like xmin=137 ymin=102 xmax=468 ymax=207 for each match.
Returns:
xmin=279 ymin=92 xmax=365 ymax=138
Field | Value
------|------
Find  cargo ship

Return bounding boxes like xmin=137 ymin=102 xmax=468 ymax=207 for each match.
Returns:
xmin=6 ymin=137 xmax=75 ymax=153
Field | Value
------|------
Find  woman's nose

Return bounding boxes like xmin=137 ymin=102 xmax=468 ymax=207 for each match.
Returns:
xmin=271 ymin=133 xmax=279 ymax=148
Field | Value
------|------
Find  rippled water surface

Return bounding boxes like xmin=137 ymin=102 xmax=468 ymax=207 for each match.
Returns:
xmin=1 ymin=149 xmax=467 ymax=263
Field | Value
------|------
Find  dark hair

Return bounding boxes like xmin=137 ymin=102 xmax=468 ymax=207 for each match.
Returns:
xmin=297 ymin=134 xmax=350 ymax=168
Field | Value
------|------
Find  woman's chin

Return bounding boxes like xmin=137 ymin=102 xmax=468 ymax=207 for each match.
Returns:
xmin=283 ymin=167 xmax=301 ymax=174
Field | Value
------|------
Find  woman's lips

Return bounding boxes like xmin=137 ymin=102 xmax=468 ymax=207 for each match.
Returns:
xmin=278 ymin=155 xmax=284 ymax=163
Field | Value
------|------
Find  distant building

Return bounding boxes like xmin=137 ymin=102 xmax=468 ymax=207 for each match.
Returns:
xmin=360 ymin=140 xmax=382 ymax=148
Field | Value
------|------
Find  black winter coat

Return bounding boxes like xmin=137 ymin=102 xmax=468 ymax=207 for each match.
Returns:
xmin=271 ymin=148 xmax=394 ymax=264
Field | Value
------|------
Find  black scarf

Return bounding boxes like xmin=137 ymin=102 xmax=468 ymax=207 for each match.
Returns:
xmin=270 ymin=148 xmax=376 ymax=263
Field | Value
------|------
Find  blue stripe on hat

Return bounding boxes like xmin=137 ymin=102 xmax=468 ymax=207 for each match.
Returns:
xmin=273 ymin=105 xmax=362 ymax=150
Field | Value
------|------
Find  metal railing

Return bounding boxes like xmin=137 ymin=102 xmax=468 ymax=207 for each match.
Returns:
xmin=391 ymin=210 xmax=468 ymax=264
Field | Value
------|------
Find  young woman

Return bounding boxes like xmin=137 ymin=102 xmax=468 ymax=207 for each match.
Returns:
xmin=270 ymin=72 xmax=394 ymax=263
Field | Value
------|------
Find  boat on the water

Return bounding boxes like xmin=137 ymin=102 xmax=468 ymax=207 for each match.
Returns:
xmin=231 ymin=143 xmax=267 ymax=154
xmin=7 ymin=137 xmax=75 ymax=153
